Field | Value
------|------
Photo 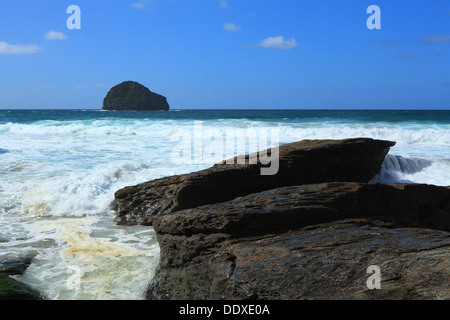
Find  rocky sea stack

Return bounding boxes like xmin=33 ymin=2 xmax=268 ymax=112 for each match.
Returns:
xmin=103 ymin=81 xmax=170 ymax=111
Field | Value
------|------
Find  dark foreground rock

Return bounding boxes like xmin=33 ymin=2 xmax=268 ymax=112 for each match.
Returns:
xmin=102 ymin=81 xmax=170 ymax=111
xmin=146 ymin=182 xmax=450 ymax=300
xmin=0 ymin=256 xmax=42 ymax=300
xmin=109 ymin=138 xmax=449 ymax=300
xmin=114 ymin=138 xmax=395 ymax=226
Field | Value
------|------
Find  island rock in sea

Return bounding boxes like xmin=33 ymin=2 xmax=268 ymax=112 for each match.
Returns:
xmin=102 ymin=81 xmax=170 ymax=111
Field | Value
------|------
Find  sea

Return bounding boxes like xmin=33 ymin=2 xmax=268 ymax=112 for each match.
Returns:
xmin=0 ymin=109 xmax=449 ymax=300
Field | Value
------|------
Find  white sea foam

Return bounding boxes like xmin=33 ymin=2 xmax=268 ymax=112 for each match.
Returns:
xmin=1 ymin=120 xmax=450 ymax=146
xmin=20 ymin=162 xmax=151 ymax=218
xmin=14 ymin=216 xmax=159 ymax=300
xmin=377 ymin=158 xmax=450 ymax=186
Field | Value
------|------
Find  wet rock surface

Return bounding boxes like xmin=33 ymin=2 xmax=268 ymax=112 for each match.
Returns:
xmin=146 ymin=182 xmax=450 ymax=300
xmin=0 ymin=255 xmax=42 ymax=300
xmin=109 ymin=138 xmax=449 ymax=300
xmin=113 ymin=138 xmax=395 ymax=226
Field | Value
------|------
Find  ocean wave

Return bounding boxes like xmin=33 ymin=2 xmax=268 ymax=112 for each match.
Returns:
xmin=2 ymin=119 xmax=450 ymax=218
xmin=1 ymin=120 xmax=450 ymax=147
xmin=20 ymin=162 xmax=153 ymax=218
xmin=275 ymin=125 xmax=450 ymax=146
xmin=383 ymin=154 xmax=432 ymax=174
xmin=373 ymin=155 xmax=450 ymax=186
xmin=16 ymin=159 xmax=202 ymax=219
xmin=0 ymin=122 xmax=142 ymax=136
xmin=0 ymin=160 xmax=34 ymax=174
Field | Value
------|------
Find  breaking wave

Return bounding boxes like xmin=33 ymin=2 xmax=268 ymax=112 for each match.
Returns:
xmin=1 ymin=120 xmax=450 ymax=147
xmin=373 ymin=154 xmax=450 ymax=186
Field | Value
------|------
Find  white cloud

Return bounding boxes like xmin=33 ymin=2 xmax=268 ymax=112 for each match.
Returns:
xmin=398 ymin=52 xmax=416 ymax=59
xmin=223 ymin=22 xmax=242 ymax=32
xmin=258 ymin=36 xmax=299 ymax=50
xmin=131 ymin=0 xmax=148 ymax=10
xmin=45 ymin=31 xmax=68 ymax=41
xmin=369 ymin=38 xmax=410 ymax=46
xmin=219 ymin=0 xmax=229 ymax=9
xmin=420 ymin=34 xmax=450 ymax=44
xmin=0 ymin=41 xmax=40 ymax=55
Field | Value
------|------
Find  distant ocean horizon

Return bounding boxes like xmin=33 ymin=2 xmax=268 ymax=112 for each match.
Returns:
xmin=1 ymin=108 xmax=449 ymax=300
xmin=2 ymin=107 xmax=450 ymax=111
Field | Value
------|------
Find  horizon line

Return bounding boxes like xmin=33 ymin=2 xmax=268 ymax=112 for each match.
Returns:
xmin=1 ymin=107 xmax=450 ymax=111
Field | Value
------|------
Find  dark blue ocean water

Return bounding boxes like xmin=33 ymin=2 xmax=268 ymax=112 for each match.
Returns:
xmin=1 ymin=109 xmax=450 ymax=125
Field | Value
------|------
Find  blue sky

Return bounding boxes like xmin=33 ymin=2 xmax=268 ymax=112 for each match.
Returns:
xmin=0 ymin=0 xmax=449 ymax=109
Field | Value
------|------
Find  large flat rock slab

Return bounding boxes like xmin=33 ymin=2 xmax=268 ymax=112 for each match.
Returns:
xmin=146 ymin=182 xmax=450 ymax=300
xmin=113 ymin=138 xmax=395 ymax=226
xmin=207 ymin=221 xmax=450 ymax=300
